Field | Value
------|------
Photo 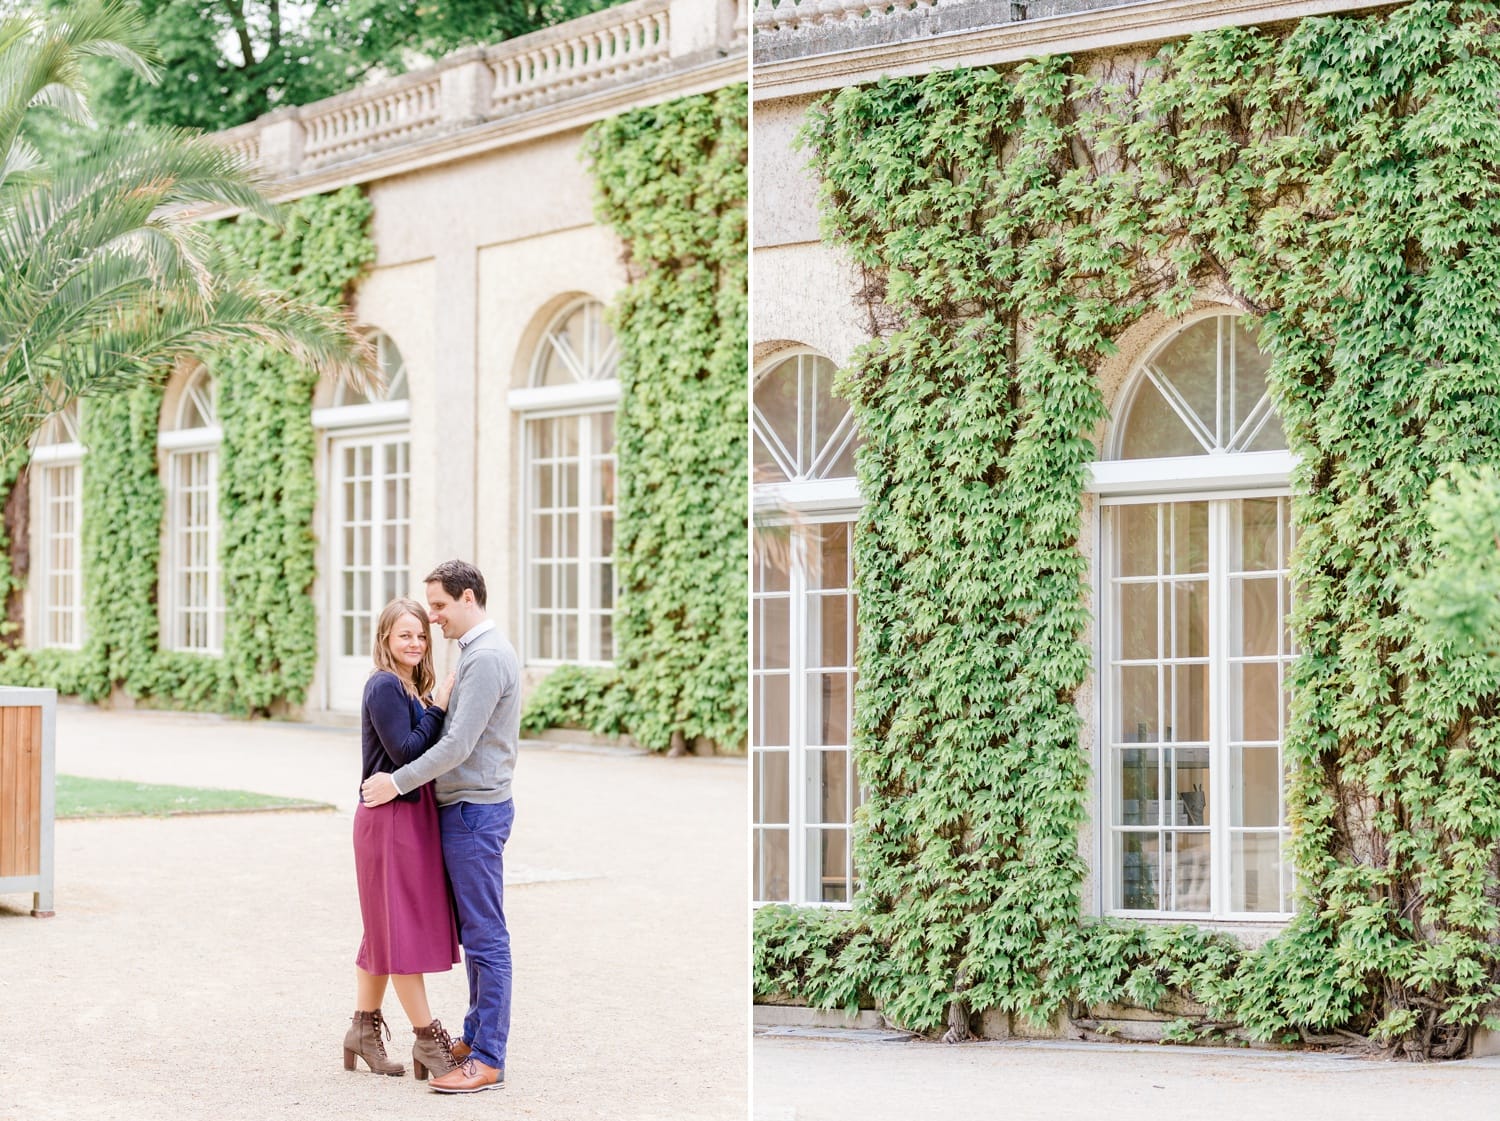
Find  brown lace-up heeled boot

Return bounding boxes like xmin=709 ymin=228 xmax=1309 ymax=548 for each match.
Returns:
xmin=412 ymin=1019 xmax=459 ymax=1081
xmin=343 ymin=1009 xmax=406 ymax=1076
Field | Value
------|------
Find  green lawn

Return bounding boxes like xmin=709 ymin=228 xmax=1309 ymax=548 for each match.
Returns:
xmin=56 ymin=774 xmax=332 ymax=820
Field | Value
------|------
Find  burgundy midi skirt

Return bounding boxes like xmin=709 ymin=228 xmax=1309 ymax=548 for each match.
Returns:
xmin=353 ymin=784 xmax=460 ymax=975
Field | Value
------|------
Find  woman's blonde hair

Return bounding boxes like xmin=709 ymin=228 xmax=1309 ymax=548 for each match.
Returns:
xmin=371 ymin=598 xmax=436 ymax=698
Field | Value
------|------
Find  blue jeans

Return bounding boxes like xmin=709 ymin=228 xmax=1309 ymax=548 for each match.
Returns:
xmin=440 ymin=798 xmax=515 ymax=1070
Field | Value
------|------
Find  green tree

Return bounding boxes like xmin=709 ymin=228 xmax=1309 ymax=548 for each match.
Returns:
xmin=68 ymin=0 xmax=624 ymax=133
xmin=0 ymin=1 xmax=373 ymax=452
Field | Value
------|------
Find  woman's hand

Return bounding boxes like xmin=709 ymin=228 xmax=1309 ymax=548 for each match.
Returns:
xmin=434 ymin=670 xmax=456 ymax=710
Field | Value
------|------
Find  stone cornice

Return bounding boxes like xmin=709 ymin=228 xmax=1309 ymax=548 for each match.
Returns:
xmin=751 ymin=0 xmax=1400 ymax=101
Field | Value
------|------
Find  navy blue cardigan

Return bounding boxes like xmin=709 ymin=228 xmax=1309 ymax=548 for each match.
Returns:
xmin=359 ymin=670 xmax=446 ymax=803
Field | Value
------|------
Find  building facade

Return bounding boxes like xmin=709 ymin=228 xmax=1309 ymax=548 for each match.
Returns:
xmin=11 ymin=0 xmax=748 ymax=722
xmin=752 ymin=0 xmax=1500 ymax=1055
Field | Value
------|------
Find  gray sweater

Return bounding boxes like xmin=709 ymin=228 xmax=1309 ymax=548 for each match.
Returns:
xmin=390 ymin=625 xmax=521 ymax=806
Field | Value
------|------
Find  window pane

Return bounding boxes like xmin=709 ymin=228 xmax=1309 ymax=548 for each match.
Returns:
xmin=755 ymin=674 xmax=790 ymax=748
xmin=755 ymin=596 xmax=790 ymax=671
xmin=1119 ymin=831 xmax=1161 ymax=910
xmin=810 ymin=524 xmax=850 ymax=591
xmin=1117 ymin=748 xmax=1160 ymax=826
xmin=1118 ymin=377 xmax=1205 ymax=459
xmin=806 ymin=673 xmax=850 ymax=747
xmin=1233 ymin=662 xmax=1282 ymax=742
xmin=1118 ymin=582 xmax=1157 ymax=661
xmin=1152 ymin=318 xmax=1219 ymax=441
xmin=1236 ymin=497 xmax=1281 ymax=571
xmin=1118 ymin=665 xmax=1159 ymax=743
xmin=1170 ymin=831 xmax=1211 ymax=912
xmin=1169 ymin=746 xmax=1210 ymax=826
xmin=1171 ymin=578 xmax=1208 ymax=659
xmin=1113 ymin=503 xmax=1159 ymax=577
xmin=811 ymin=594 xmax=850 ymax=669
xmin=815 ymin=829 xmax=850 ymax=904
xmin=810 ymin=749 xmax=850 ymax=825
xmin=1231 ymin=745 xmax=1281 ymax=828
xmin=1231 ymin=831 xmax=1284 ymax=912
xmin=755 ymin=749 xmax=790 ymax=825
xmin=1169 ymin=664 xmax=1209 ymax=744
xmin=1170 ymin=502 xmax=1208 ymax=575
xmin=1233 ymin=577 xmax=1280 ymax=657
xmin=756 ymin=829 xmax=790 ymax=902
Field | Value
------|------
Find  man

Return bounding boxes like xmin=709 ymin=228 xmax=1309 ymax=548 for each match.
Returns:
xmin=360 ymin=559 xmax=520 ymax=1094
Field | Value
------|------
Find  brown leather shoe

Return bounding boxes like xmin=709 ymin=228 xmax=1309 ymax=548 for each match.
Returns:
xmin=412 ymin=1019 xmax=458 ymax=1081
xmin=450 ymin=1039 xmax=471 ymax=1063
xmin=343 ymin=1009 xmax=405 ymax=1076
xmin=428 ymin=1056 xmax=503 ymax=1094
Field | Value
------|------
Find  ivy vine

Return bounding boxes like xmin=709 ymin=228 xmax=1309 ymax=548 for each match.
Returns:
xmin=575 ymin=84 xmax=749 ymax=753
xmin=755 ymin=2 xmax=1500 ymax=1058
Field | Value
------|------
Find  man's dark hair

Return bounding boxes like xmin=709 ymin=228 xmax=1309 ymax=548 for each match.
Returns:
xmin=424 ymin=559 xmax=487 ymax=608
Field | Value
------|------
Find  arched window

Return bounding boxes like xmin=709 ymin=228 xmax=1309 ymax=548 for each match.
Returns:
xmin=511 ymin=298 xmax=619 ymax=666
xmin=313 ymin=330 xmax=412 ymax=712
xmin=332 ymin=332 xmax=409 ymax=408
xmin=752 ymin=350 xmax=860 ymax=907
xmin=31 ymin=401 xmax=84 ymax=648
xmin=159 ymin=364 xmax=224 ymax=653
xmin=1096 ymin=312 xmax=1294 ymax=919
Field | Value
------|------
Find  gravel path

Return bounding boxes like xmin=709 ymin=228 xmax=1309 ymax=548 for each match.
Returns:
xmin=0 ymin=706 xmax=747 ymax=1121
xmin=754 ymin=1031 xmax=1500 ymax=1120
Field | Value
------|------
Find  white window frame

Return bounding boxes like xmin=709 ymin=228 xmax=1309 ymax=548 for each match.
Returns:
xmin=752 ymin=348 xmax=865 ymax=908
xmin=31 ymin=406 xmax=86 ymax=650
xmin=753 ymin=509 xmax=862 ymax=908
xmin=160 ymin=367 xmax=224 ymax=654
xmin=313 ymin=330 xmax=414 ymax=711
xmin=508 ymin=298 xmax=621 ymax=668
xmin=1094 ymin=487 xmax=1295 ymax=922
xmin=1089 ymin=311 xmax=1297 ymax=922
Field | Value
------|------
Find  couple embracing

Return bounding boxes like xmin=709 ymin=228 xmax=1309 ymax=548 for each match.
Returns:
xmin=344 ymin=559 xmax=518 ymax=1094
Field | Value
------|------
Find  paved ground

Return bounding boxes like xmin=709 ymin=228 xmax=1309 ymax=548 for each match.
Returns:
xmin=753 ymin=1030 xmax=1500 ymax=1120
xmin=0 ymin=704 xmax=747 ymax=1121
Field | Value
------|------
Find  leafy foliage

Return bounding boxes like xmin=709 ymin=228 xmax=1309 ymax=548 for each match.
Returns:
xmin=0 ymin=188 xmax=374 ymax=713
xmin=581 ymin=85 xmax=748 ymax=753
xmin=64 ymin=0 xmax=627 ymax=133
xmin=519 ymin=663 xmax=630 ymax=737
xmin=0 ymin=1 xmax=373 ymax=453
xmin=759 ymin=1 xmax=1500 ymax=1058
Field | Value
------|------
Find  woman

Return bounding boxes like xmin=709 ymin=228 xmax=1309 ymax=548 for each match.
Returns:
xmin=344 ymin=597 xmax=462 ymax=1080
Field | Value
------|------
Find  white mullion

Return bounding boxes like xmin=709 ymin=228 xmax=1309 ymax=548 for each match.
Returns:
xmin=789 ymin=529 xmax=809 ymax=905
xmin=521 ymin=421 xmax=536 ymax=664
xmin=1217 ymin=317 xmax=1229 ymax=449
xmin=1145 ymin=366 xmax=1216 ymax=453
xmin=1209 ymin=500 xmax=1231 ymax=919
xmin=578 ymin=414 xmax=596 ymax=662
xmin=753 ymin=409 xmax=799 ymax=481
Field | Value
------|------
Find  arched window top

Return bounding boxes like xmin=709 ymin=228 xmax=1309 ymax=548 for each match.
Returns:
xmin=34 ymin=400 xmax=80 ymax=447
xmin=754 ymin=351 xmax=856 ymax=484
xmin=1111 ymin=313 xmax=1286 ymax=461
xmin=170 ymin=365 xmax=216 ymax=432
xmin=531 ymin=299 xmax=618 ymax=388
xmin=334 ymin=331 xmax=408 ymax=408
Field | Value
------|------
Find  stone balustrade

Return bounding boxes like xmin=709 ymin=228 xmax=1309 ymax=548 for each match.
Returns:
xmin=752 ymin=0 xmax=1149 ymax=55
xmin=212 ymin=0 xmax=743 ymax=180
xmin=302 ymin=75 xmax=444 ymax=164
xmin=489 ymin=2 xmax=673 ymax=111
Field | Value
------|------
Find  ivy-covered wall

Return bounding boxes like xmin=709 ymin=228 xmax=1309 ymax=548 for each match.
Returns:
xmin=756 ymin=1 xmax=1500 ymax=1059
xmin=0 ymin=187 xmax=375 ymax=714
xmin=572 ymin=84 xmax=750 ymax=753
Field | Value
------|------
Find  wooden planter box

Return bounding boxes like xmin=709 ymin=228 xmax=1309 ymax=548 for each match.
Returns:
xmin=0 ymin=687 xmax=55 ymax=917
